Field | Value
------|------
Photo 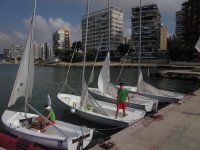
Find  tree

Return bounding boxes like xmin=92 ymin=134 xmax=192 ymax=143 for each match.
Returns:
xmin=117 ymin=43 xmax=130 ymax=56
xmin=54 ymin=49 xmax=65 ymax=57
xmin=71 ymin=41 xmax=82 ymax=51
xmin=167 ymin=36 xmax=195 ymax=61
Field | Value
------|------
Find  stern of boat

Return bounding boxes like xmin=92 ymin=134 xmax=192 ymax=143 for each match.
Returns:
xmin=68 ymin=128 xmax=93 ymax=150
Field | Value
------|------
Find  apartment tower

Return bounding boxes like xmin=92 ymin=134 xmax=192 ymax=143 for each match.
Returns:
xmin=81 ymin=7 xmax=123 ymax=53
xmin=131 ymin=4 xmax=161 ymax=59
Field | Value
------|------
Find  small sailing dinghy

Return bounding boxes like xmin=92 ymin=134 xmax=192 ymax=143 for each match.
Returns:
xmin=122 ymin=68 xmax=185 ymax=103
xmin=88 ymin=52 xmax=158 ymax=112
xmin=1 ymin=1 xmax=93 ymax=149
xmin=58 ymin=1 xmax=145 ymax=127
xmin=58 ymin=81 xmax=146 ymax=127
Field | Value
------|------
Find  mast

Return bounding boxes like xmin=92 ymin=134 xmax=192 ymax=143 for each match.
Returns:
xmin=138 ymin=0 xmax=142 ymax=74
xmin=82 ymin=0 xmax=90 ymax=85
xmin=108 ymin=0 xmax=110 ymax=52
xmin=25 ymin=0 xmax=37 ymax=115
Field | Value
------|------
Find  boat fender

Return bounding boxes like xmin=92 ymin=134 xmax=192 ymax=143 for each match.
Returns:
xmin=70 ymin=108 xmax=76 ymax=114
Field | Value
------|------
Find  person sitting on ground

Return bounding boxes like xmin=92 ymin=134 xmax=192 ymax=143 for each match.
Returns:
xmin=32 ymin=105 xmax=56 ymax=132
xmin=115 ymin=83 xmax=130 ymax=119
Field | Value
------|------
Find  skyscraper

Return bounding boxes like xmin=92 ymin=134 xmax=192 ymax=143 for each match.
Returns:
xmin=81 ymin=7 xmax=123 ymax=53
xmin=160 ymin=25 xmax=168 ymax=51
xmin=131 ymin=4 xmax=161 ymax=60
xmin=52 ymin=27 xmax=70 ymax=51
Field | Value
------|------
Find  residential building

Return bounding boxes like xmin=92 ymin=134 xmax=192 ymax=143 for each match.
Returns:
xmin=176 ymin=10 xmax=184 ymax=42
xmin=123 ymin=37 xmax=131 ymax=45
xmin=10 ymin=45 xmax=23 ymax=59
xmin=81 ymin=7 xmax=123 ymax=52
xmin=3 ymin=49 xmax=11 ymax=58
xmin=33 ymin=42 xmax=52 ymax=60
xmin=33 ymin=41 xmax=40 ymax=59
xmin=52 ymin=27 xmax=70 ymax=51
xmin=131 ymin=4 xmax=161 ymax=59
xmin=160 ymin=25 xmax=167 ymax=51
xmin=182 ymin=0 xmax=200 ymax=50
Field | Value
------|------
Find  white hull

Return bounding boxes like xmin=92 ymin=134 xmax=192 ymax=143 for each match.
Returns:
xmin=57 ymin=93 xmax=146 ymax=127
xmin=88 ymin=88 xmax=158 ymax=112
xmin=2 ymin=110 xmax=93 ymax=150
xmin=122 ymin=85 xmax=185 ymax=103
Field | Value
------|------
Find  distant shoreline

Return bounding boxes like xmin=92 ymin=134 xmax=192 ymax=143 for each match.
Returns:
xmin=0 ymin=61 xmax=157 ymax=68
xmin=0 ymin=61 xmax=197 ymax=69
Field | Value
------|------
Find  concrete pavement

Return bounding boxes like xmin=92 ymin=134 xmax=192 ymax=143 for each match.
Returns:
xmin=92 ymin=89 xmax=200 ymax=150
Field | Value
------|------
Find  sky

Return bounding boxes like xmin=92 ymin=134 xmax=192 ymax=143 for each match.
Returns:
xmin=0 ymin=0 xmax=186 ymax=53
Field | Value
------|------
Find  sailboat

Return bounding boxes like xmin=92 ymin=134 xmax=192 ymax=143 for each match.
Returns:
xmin=123 ymin=68 xmax=185 ymax=103
xmin=57 ymin=0 xmax=145 ymax=127
xmin=87 ymin=0 xmax=158 ymax=113
xmin=88 ymin=52 xmax=158 ymax=112
xmin=119 ymin=1 xmax=185 ymax=103
xmin=1 ymin=1 xmax=93 ymax=149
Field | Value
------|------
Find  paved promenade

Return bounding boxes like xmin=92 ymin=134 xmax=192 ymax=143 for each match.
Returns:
xmin=92 ymin=89 xmax=200 ymax=150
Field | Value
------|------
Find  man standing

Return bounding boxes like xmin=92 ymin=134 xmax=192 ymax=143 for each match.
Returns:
xmin=115 ymin=83 xmax=130 ymax=119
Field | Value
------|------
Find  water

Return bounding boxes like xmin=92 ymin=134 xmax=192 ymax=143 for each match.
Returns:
xmin=0 ymin=64 xmax=199 ymax=148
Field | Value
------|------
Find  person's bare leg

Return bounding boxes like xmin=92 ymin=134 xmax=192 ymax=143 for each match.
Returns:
xmin=123 ymin=109 xmax=126 ymax=117
xmin=115 ymin=109 xmax=119 ymax=119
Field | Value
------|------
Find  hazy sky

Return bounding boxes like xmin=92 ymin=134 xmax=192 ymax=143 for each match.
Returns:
xmin=0 ymin=0 xmax=186 ymax=52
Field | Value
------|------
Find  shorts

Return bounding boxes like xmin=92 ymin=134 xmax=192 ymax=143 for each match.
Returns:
xmin=117 ymin=101 xmax=126 ymax=109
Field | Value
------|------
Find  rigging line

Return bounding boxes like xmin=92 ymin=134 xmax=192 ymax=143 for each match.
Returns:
xmin=115 ymin=40 xmax=134 ymax=84
xmin=82 ymin=0 xmax=90 ymax=85
xmin=88 ymin=34 xmax=104 ymax=86
xmin=59 ymin=27 xmax=82 ymax=93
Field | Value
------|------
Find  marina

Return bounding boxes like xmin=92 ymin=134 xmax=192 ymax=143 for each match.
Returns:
xmin=0 ymin=0 xmax=199 ymax=149
xmin=0 ymin=64 xmax=199 ymax=149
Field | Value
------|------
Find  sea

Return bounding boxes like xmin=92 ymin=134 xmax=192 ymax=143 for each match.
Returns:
xmin=0 ymin=64 xmax=199 ymax=149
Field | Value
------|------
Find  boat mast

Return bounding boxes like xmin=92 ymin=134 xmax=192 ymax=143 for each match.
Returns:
xmin=82 ymin=0 xmax=90 ymax=85
xmin=138 ymin=0 xmax=142 ymax=75
xmin=108 ymin=0 xmax=110 ymax=53
xmin=25 ymin=0 xmax=37 ymax=115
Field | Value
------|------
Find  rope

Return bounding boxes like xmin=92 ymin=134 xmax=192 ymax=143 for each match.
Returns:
xmin=115 ymin=41 xmax=134 ymax=84
xmin=88 ymin=34 xmax=104 ymax=85
xmin=59 ymin=28 xmax=81 ymax=93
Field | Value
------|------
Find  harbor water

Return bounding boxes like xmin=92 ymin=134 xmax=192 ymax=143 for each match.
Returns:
xmin=0 ymin=64 xmax=199 ymax=149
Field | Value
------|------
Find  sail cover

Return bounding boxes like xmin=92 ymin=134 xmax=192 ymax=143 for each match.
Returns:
xmin=195 ymin=37 xmax=200 ymax=52
xmin=137 ymin=68 xmax=145 ymax=92
xmin=98 ymin=52 xmax=110 ymax=93
xmin=137 ymin=68 xmax=181 ymax=97
xmin=8 ymin=5 xmax=36 ymax=107
xmin=81 ymin=80 xmax=108 ymax=116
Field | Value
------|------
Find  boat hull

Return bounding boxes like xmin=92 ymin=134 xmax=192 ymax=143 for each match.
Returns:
xmin=2 ymin=110 xmax=93 ymax=150
xmin=123 ymin=86 xmax=185 ymax=103
xmin=57 ymin=93 xmax=146 ymax=127
xmin=88 ymin=88 xmax=158 ymax=112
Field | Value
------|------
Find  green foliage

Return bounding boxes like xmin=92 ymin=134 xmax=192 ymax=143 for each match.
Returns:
xmin=71 ymin=41 xmax=82 ymax=50
xmin=54 ymin=49 xmax=65 ymax=57
xmin=167 ymin=36 xmax=195 ymax=61
xmin=117 ymin=43 xmax=130 ymax=56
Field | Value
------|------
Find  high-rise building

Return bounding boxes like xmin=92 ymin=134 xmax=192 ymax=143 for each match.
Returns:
xmin=160 ymin=25 xmax=167 ymax=51
xmin=52 ymin=27 xmax=70 ymax=51
xmin=10 ymin=45 xmax=23 ymax=59
xmin=33 ymin=41 xmax=40 ymax=59
xmin=176 ymin=11 xmax=184 ymax=41
xmin=182 ymin=0 xmax=200 ymax=50
xmin=131 ymin=4 xmax=161 ymax=59
xmin=81 ymin=7 xmax=123 ymax=52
